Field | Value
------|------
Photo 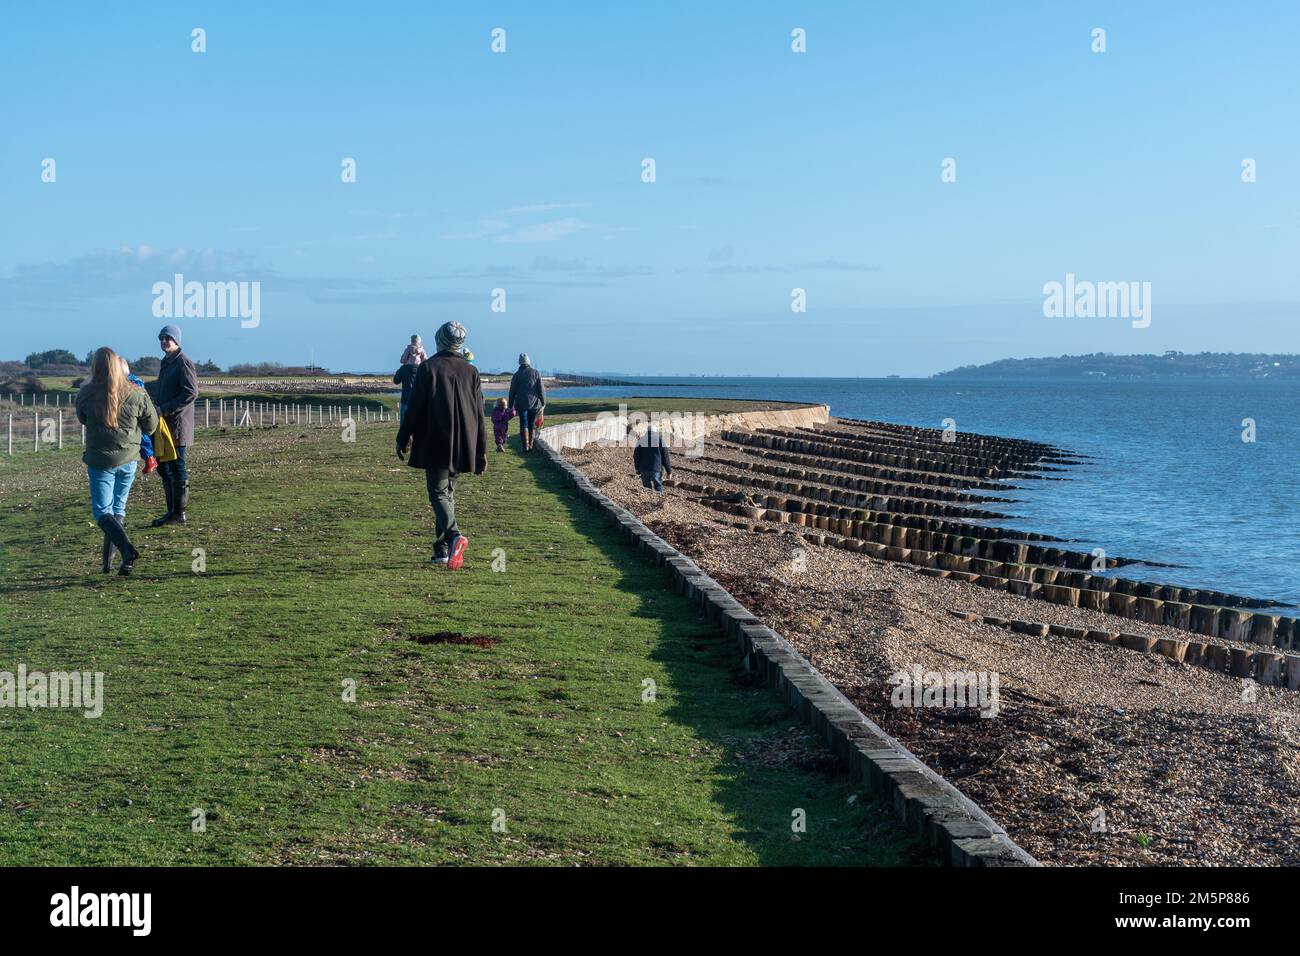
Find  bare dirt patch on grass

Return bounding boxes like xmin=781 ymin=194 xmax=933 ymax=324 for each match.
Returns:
xmin=409 ymin=632 xmax=500 ymax=648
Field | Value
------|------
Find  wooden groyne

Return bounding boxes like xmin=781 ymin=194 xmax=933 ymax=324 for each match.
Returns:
xmin=681 ymin=418 xmax=1296 ymax=655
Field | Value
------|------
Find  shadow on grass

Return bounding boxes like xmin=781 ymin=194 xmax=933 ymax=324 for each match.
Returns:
xmin=517 ymin=450 xmax=927 ymax=867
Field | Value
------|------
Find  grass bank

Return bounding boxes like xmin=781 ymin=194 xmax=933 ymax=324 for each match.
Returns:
xmin=0 ymin=397 xmax=922 ymax=865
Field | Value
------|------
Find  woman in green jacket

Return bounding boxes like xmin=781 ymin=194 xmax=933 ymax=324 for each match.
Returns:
xmin=75 ymin=347 xmax=159 ymax=575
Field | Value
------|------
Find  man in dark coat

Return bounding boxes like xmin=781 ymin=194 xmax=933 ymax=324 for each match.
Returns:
xmin=393 ymin=362 xmax=418 ymax=426
xmin=150 ymin=323 xmax=199 ymax=526
xmin=506 ymin=353 xmax=546 ymax=451
xmin=633 ymin=426 xmax=673 ymax=492
xmin=396 ymin=321 xmax=487 ymax=569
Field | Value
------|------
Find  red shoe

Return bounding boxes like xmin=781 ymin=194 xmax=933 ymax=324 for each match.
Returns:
xmin=447 ymin=534 xmax=469 ymax=570
xmin=143 ymin=456 xmax=159 ymax=475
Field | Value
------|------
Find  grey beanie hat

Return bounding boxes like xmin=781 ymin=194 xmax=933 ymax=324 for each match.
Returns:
xmin=434 ymin=321 xmax=467 ymax=353
xmin=518 ymin=353 xmax=531 ymax=367
xmin=159 ymin=323 xmax=182 ymax=348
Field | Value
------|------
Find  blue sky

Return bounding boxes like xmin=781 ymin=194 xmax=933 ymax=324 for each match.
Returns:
xmin=2 ymin=1 xmax=1298 ymax=375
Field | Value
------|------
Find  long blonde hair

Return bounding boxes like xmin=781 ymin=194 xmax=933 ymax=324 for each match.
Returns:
xmin=87 ymin=347 xmax=128 ymax=428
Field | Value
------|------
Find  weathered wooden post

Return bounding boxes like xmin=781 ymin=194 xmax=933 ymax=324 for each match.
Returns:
xmin=205 ymin=399 xmax=210 ymax=428
xmin=7 ymin=414 xmax=11 ymax=455
xmin=58 ymin=410 xmax=63 ymax=450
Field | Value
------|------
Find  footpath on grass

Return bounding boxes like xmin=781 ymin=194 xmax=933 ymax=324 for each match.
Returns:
xmin=0 ymin=396 xmax=924 ymax=865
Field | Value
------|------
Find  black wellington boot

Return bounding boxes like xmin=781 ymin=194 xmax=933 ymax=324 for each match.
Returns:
xmin=99 ymin=515 xmax=140 ymax=576
xmin=165 ymin=479 xmax=189 ymax=526
xmin=151 ymin=474 xmax=176 ymax=527
xmin=113 ymin=516 xmax=140 ymax=575
xmin=100 ymin=523 xmax=116 ymax=573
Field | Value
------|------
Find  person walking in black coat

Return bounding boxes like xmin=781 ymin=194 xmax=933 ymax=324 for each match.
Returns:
xmin=506 ymin=353 xmax=546 ymax=451
xmin=393 ymin=362 xmax=418 ymax=426
xmin=395 ymin=321 xmax=487 ymax=569
xmin=150 ymin=323 xmax=198 ymax=526
xmin=633 ymin=426 xmax=673 ymax=492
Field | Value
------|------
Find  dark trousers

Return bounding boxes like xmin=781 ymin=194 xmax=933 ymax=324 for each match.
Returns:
xmin=159 ymin=444 xmax=189 ymax=484
xmin=639 ymin=469 xmax=663 ymax=492
xmin=424 ymin=468 xmax=459 ymax=555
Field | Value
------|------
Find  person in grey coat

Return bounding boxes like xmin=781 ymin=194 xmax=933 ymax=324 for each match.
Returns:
xmin=150 ymin=323 xmax=199 ymax=526
xmin=506 ymin=353 xmax=546 ymax=451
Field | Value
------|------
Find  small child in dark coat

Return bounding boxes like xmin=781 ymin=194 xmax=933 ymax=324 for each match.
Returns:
xmin=632 ymin=427 xmax=672 ymax=492
xmin=491 ymin=398 xmax=515 ymax=451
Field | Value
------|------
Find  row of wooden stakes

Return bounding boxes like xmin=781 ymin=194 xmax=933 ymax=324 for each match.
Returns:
xmin=714 ymin=505 xmax=1298 ymax=652
xmin=947 ymin=609 xmax=1300 ymax=691
xmin=721 ymin=430 xmax=1027 ymax=480
xmin=784 ymin=424 xmax=1077 ymax=472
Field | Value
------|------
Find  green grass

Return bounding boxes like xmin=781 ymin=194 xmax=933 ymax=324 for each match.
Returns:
xmin=0 ymin=397 xmax=921 ymax=865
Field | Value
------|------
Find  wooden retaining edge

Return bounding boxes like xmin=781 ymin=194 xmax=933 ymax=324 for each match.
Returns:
xmin=538 ymin=435 xmax=1040 ymax=867
xmin=946 ymin=610 xmax=1300 ymax=691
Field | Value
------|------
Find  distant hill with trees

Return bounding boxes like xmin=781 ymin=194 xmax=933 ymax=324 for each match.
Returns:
xmin=3 ymin=349 xmax=324 ymax=380
xmin=935 ymin=352 xmax=1300 ymax=380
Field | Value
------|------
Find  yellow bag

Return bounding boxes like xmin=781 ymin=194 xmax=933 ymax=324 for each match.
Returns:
xmin=153 ymin=415 xmax=178 ymax=464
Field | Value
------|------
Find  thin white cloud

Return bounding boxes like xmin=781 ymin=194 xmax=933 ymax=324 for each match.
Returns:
xmin=680 ymin=258 xmax=878 ymax=275
xmin=497 ymin=202 xmax=591 ymax=216
xmin=496 ymin=218 xmax=594 ymax=244
xmin=440 ymin=203 xmax=608 ymax=243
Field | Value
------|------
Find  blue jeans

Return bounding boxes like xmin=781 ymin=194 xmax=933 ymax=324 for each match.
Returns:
xmin=517 ymin=407 xmax=537 ymax=434
xmin=639 ymin=469 xmax=663 ymax=492
xmin=399 ymin=402 xmax=409 ymax=427
xmin=158 ymin=444 xmax=189 ymax=484
xmin=88 ymin=461 xmax=138 ymax=521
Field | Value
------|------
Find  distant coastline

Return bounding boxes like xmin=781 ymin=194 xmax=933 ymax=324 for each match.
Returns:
xmin=934 ymin=352 xmax=1300 ymax=381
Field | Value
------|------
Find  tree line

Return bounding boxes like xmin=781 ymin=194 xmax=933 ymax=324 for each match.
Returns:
xmin=2 ymin=351 xmax=333 ymax=395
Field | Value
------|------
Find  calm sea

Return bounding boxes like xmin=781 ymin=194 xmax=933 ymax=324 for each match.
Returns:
xmin=542 ymin=377 xmax=1300 ymax=609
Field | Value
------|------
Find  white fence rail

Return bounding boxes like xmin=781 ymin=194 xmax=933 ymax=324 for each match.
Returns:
xmin=3 ymin=397 xmax=393 ymax=456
